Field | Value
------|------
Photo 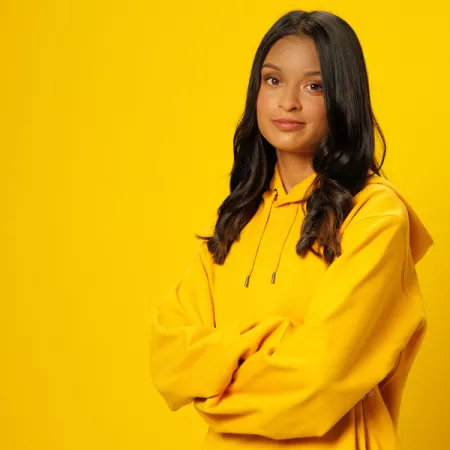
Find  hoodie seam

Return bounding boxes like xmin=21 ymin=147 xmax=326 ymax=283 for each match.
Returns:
xmin=400 ymin=215 xmax=427 ymax=331
xmin=344 ymin=213 xmax=406 ymax=230
xmin=391 ymin=214 xmax=424 ymax=321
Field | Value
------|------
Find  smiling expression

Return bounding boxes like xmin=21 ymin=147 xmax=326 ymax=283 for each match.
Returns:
xmin=256 ymin=35 xmax=328 ymax=155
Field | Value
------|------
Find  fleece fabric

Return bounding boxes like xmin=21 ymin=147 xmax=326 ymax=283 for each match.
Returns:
xmin=150 ymin=162 xmax=434 ymax=449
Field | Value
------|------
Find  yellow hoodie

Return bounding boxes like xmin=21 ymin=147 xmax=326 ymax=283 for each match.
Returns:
xmin=150 ymin=162 xmax=434 ymax=449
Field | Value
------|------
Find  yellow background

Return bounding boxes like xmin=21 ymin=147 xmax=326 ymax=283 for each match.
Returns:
xmin=1 ymin=1 xmax=448 ymax=449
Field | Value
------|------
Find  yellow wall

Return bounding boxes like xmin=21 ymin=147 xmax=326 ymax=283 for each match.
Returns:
xmin=1 ymin=1 xmax=448 ymax=449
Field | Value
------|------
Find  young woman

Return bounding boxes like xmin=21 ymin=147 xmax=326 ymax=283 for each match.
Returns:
xmin=150 ymin=9 xmax=434 ymax=449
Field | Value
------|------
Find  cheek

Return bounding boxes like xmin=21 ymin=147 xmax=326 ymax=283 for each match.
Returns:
xmin=307 ymin=101 xmax=327 ymax=131
xmin=256 ymin=91 xmax=273 ymax=132
xmin=256 ymin=91 xmax=270 ymax=116
xmin=305 ymin=97 xmax=325 ymax=118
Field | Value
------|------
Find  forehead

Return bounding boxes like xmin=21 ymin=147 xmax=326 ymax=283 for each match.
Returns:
xmin=263 ymin=36 xmax=320 ymax=72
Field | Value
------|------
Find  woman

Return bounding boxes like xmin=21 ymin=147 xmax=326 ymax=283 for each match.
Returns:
xmin=150 ymin=9 xmax=434 ymax=449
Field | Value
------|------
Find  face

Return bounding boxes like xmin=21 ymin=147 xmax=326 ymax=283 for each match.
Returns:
xmin=256 ymin=35 xmax=328 ymax=155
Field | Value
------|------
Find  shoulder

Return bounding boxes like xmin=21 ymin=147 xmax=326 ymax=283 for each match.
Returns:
xmin=342 ymin=174 xmax=409 ymax=229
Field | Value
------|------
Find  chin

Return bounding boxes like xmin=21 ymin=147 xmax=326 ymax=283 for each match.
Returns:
xmin=270 ymin=137 xmax=312 ymax=153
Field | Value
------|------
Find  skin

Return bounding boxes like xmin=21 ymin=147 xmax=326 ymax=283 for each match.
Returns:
xmin=256 ymin=35 xmax=328 ymax=193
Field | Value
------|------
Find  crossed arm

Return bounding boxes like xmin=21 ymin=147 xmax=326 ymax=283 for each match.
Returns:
xmin=150 ymin=214 xmax=425 ymax=439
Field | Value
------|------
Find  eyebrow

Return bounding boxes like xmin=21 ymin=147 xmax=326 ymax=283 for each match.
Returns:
xmin=261 ymin=63 xmax=321 ymax=76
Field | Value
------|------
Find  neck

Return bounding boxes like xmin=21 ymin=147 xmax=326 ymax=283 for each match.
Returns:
xmin=275 ymin=150 xmax=315 ymax=194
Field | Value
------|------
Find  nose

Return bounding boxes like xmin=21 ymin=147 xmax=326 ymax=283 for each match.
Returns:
xmin=278 ymin=85 xmax=302 ymax=111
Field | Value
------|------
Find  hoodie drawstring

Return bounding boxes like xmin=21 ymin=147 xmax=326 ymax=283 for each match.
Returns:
xmin=244 ymin=189 xmax=301 ymax=287
xmin=270 ymin=201 xmax=300 ymax=284
xmin=244 ymin=189 xmax=278 ymax=287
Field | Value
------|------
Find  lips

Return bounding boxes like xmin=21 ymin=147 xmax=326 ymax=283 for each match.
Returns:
xmin=272 ymin=119 xmax=306 ymax=130
xmin=273 ymin=119 xmax=304 ymax=124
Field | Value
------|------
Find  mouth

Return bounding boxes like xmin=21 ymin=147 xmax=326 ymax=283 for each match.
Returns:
xmin=272 ymin=119 xmax=306 ymax=131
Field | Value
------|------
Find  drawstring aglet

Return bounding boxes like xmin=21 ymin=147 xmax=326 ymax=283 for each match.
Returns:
xmin=271 ymin=271 xmax=276 ymax=284
xmin=244 ymin=275 xmax=250 ymax=287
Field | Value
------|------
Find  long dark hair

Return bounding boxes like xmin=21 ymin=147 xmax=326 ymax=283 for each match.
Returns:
xmin=196 ymin=9 xmax=387 ymax=266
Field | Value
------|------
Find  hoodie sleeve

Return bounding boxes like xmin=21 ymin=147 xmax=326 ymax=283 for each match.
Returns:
xmin=150 ymin=237 xmax=291 ymax=411
xmin=193 ymin=213 xmax=427 ymax=439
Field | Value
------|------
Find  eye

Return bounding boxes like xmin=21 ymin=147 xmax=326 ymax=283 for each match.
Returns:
xmin=306 ymin=82 xmax=323 ymax=91
xmin=263 ymin=75 xmax=280 ymax=86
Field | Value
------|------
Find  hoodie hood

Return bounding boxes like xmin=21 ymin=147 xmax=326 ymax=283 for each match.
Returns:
xmin=244 ymin=163 xmax=434 ymax=287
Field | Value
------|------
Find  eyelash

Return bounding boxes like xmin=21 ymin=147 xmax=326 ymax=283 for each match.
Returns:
xmin=263 ymin=75 xmax=323 ymax=91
